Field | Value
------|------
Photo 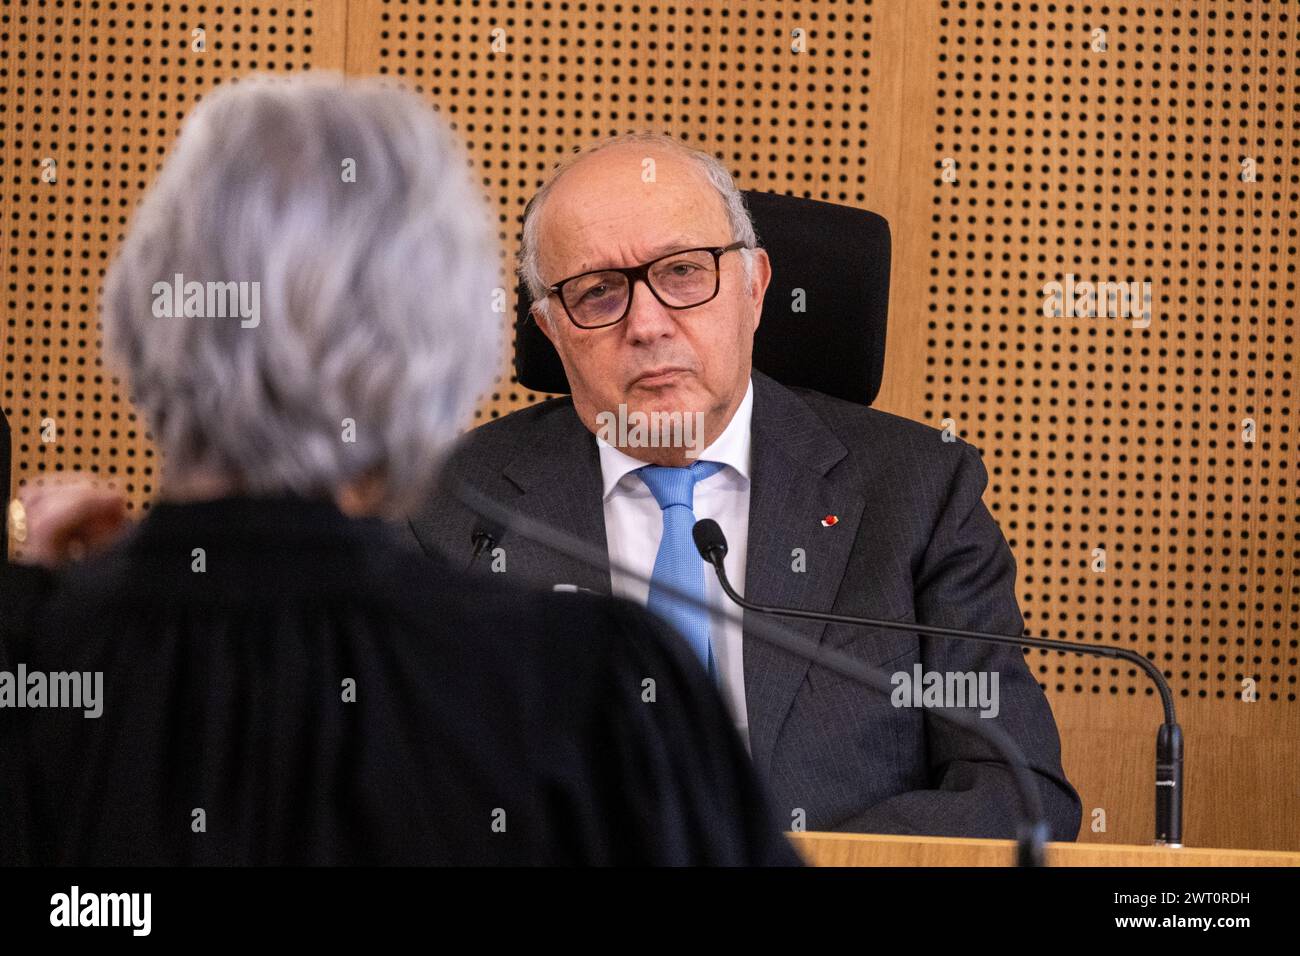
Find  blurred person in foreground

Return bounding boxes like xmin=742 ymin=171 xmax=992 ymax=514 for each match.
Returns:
xmin=0 ymin=75 xmax=798 ymax=866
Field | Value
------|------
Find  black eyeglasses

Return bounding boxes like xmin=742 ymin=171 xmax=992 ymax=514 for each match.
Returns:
xmin=544 ymin=240 xmax=750 ymax=330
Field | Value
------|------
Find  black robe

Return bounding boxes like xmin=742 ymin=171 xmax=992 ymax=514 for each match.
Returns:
xmin=0 ymin=496 xmax=799 ymax=865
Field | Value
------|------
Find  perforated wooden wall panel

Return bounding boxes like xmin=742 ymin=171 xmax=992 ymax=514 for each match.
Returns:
xmin=891 ymin=0 xmax=1299 ymax=850
xmin=346 ymin=0 xmax=884 ymax=422
xmin=2 ymin=0 xmax=1296 ymax=850
xmin=917 ymin=0 xmax=1298 ymax=709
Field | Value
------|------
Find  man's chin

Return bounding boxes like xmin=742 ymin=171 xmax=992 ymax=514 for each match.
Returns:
xmin=590 ymin=384 xmax=712 ymax=461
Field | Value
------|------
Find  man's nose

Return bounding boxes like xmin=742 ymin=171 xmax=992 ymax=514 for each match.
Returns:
xmin=622 ymin=277 xmax=677 ymax=343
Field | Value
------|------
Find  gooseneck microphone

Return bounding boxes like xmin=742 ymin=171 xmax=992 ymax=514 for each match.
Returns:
xmin=448 ymin=479 xmax=1054 ymax=866
xmin=692 ymin=517 xmax=1186 ymax=848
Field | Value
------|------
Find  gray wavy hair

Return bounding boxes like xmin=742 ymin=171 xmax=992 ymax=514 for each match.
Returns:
xmin=517 ymin=131 xmax=758 ymax=322
xmin=102 ymin=73 xmax=501 ymax=516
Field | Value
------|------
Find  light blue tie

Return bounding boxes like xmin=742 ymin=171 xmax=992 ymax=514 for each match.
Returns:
xmin=637 ymin=460 xmax=726 ymax=676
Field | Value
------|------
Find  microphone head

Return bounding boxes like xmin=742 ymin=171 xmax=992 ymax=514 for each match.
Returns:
xmin=470 ymin=520 xmax=505 ymax=553
xmin=692 ymin=518 xmax=728 ymax=563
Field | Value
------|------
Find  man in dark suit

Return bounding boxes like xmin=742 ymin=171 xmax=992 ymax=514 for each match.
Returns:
xmin=411 ymin=132 xmax=1082 ymax=840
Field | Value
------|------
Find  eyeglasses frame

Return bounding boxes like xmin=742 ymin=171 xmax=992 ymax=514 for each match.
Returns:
xmin=542 ymin=240 xmax=751 ymax=330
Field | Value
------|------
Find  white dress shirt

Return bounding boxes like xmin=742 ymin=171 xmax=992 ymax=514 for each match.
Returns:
xmin=597 ymin=379 xmax=754 ymax=746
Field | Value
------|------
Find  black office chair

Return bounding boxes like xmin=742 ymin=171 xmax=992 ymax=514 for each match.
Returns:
xmin=512 ymin=190 xmax=891 ymax=406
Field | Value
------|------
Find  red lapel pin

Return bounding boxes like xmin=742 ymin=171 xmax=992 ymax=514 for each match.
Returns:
xmin=821 ymin=514 xmax=839 ymax=527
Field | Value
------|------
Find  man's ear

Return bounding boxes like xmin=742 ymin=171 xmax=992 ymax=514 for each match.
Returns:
xmin=749 ymin=247 xmax=772 ymax=330
xmin=532 ymin=303 xmax=558 ymax=346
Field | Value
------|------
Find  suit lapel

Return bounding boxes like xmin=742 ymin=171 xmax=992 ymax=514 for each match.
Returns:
xmin=501 ymin=405 xmax=612 ymax=596
xmin=743 ymin=372 xmax=866 ymax=777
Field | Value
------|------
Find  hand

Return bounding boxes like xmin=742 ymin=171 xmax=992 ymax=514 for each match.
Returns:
xmin=9 ymin=475 xmax=132 ymax=568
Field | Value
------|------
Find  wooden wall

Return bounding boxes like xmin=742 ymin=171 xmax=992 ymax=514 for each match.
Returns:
xmin=2 ymin=0 xmax=1295 ymax=850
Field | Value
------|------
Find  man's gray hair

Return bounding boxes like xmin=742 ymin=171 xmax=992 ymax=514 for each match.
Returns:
xmin=102 ymin=73 xmax=501 ymax=515
xmin=517 ymin=131 xmax=758 ymax=321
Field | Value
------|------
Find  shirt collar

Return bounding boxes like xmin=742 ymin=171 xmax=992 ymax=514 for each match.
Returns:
xmin=596 ymin=378 xmax=754 ymax=500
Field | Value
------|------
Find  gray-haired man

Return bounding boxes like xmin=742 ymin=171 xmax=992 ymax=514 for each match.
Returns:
xmin=412 ymin=132 xmax=1082 ymax=839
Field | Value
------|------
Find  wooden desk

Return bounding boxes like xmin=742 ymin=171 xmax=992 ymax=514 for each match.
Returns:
xmin=790 ymin=832 xmax=1300 ymax=866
